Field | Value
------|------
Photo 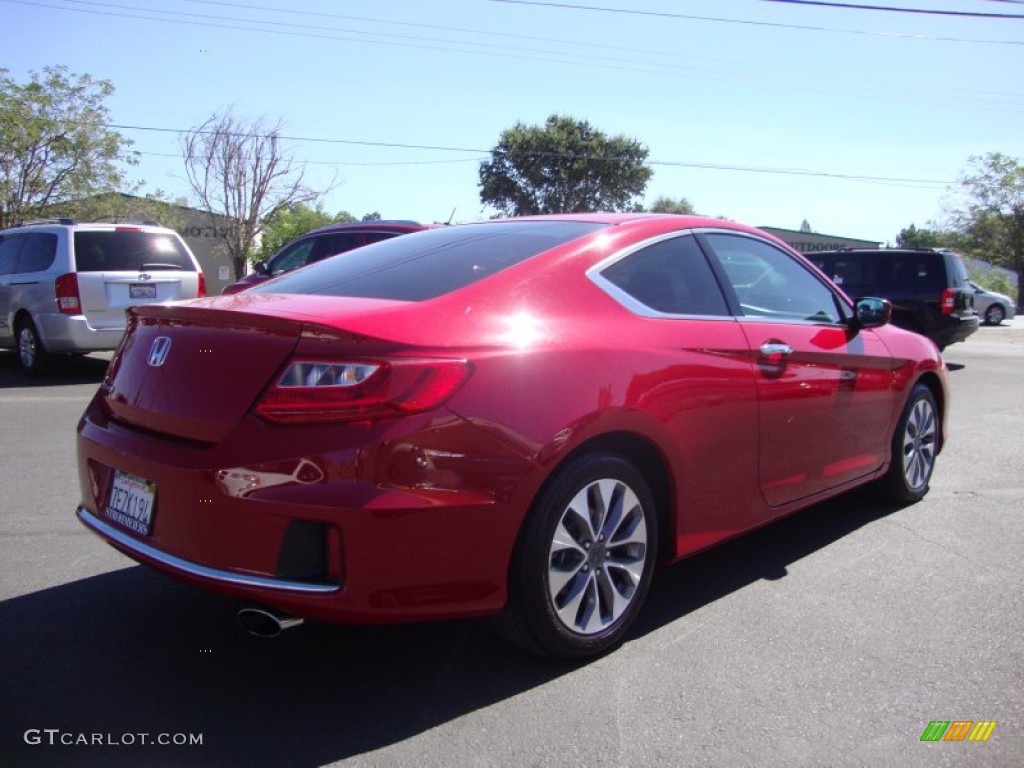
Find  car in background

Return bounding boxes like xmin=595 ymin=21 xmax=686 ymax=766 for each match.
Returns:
xmin=809 ymin=248 xmax=979 ymax=350
xmin=969 ymin=280 xmax=1016 ymax=326
xmin=76 ymin=214 xmax=947 ymax=659
xmin=0 ymin=219 xmax=205 ymax=375
xmin=222 ymin=220 xmax=427 ymax=294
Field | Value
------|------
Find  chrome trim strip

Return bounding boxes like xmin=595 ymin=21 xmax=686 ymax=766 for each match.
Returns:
xmin=76 ymin=507 xmax=339 ymax=594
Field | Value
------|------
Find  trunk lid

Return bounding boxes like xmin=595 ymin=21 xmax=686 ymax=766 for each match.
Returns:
xmin=99 ymin=296 xmax=407 ymax=442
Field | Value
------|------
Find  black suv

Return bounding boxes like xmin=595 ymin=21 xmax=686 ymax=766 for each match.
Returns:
xmin=809 ymin=248 xmax=979 ymax=349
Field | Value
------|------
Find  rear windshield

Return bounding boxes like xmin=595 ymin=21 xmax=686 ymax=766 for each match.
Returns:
xmin=251 ymin=220 xmax=607 ymax=301
xmin=73 ymin=231 xmax=196 ymax=272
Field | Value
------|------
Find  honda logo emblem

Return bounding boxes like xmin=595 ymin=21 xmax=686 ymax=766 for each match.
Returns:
xmin=148 ymin=336 xmax=172 ymax=367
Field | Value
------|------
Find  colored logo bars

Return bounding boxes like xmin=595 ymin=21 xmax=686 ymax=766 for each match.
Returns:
xmin=920 ymin=721 xmax=997 ymax=742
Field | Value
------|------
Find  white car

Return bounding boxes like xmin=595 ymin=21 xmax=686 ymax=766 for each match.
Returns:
xmin=0 ymin=219 xmax=206 ymax=375
xmin=969 ymin=280 xmax=1016 ymax=326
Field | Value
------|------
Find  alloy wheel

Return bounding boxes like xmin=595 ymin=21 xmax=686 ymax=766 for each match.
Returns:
xmin=547 ymin=478 xmax=649 ymax=635
xmin=901 ymin=396 xmax=937 ymax=493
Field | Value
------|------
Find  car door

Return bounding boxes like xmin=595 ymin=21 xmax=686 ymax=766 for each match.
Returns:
xmin=0 ymin=234 xmax=27 ymax=343
xmin=699 ymin=232 xmax=895 ymax=509
xmin=592 ymin=232 xmax=766 ymax=547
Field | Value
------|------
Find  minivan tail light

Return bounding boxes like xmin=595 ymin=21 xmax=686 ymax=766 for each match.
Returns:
xmin=255 ymin=358 xmax=472 ymax=423
xmin=54 ymin=273 xmax=81 ymax=314
xmin=941 ymin=288 xmax=955 ymax=314
xmin=198 ymin=271 xmax=207 ymax=297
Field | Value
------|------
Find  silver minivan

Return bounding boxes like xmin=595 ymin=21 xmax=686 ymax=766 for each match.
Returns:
xmin=0 ymin=220 xmax=205 ymax=375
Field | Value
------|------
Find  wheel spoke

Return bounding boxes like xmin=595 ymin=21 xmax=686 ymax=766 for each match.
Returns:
xmin=902 ymin=397 xmax=936 ymax=490
xmin=547 ymin=474 xmax=650 ymax=636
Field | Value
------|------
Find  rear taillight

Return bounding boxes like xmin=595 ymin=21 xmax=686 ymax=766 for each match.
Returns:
xmin=54 ymin=273 xmax=81 ymax=314
xmin=941 ymin=288 xmax=955 ymax=314
xmin=197 ymin=272 xmax=207 ymax=297
xmin=255 ymin=358 xmax=472 ymax=423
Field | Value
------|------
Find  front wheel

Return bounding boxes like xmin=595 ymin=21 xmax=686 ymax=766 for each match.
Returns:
xmin=882 ymin=383 xmax=939 ymax=503
xmin=984 ymin=304 xmax=1005 ymax=326
xmin=494 ymin=453 xmax=658 ymax=659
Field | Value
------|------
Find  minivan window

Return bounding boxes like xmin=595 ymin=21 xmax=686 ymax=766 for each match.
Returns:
xmin=0 ymin=234 xmax=24 ymax=275
xmin=16 ymin=233 xmax=57 ymax=273
xmin=73 ymin=231 xmax=196 ymax=272
xmin=254 ymin=221 xmax=608 ymax=301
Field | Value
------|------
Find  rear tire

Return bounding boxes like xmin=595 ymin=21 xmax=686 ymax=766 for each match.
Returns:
xmin=984 ymin=304 xmax=1005 ymax=326
xmin=494 ymin=452 xmax=658 ymax=659
xmin=16 ymin=318 xmax=53 ymax=377
xmin=882 ymin=384 xmax=938 ymax=503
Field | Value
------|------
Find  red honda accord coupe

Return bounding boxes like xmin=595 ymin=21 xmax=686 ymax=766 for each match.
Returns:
xmin=76 ymin=214 xmax=947 ymax=658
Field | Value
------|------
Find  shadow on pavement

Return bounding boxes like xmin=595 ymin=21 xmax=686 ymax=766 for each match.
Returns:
xmin=0 ymin=351 xmax=111 ymax=389
xmin=0 ymin=489 xmax=902 ymax=767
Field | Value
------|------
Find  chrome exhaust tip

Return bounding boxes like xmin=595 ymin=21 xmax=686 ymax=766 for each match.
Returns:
xmin=236 ymin=607 xmax=304 ymax=638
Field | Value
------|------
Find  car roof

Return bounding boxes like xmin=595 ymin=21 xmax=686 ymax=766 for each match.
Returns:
xmin=304 ymin=220 xmax=425 ymax=236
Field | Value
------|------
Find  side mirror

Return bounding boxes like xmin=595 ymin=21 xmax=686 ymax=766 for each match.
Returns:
xmin=253 ymin=261 xmax=269 ymax=276
xmin=852 ymin=297 xmax=891 ymax=329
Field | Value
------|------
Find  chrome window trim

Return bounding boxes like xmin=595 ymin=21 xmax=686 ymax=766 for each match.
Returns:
xmin=586 ymin=229 xmax=735 ymax=321
xmin=77 ymin=507 xmax=340 ymax=594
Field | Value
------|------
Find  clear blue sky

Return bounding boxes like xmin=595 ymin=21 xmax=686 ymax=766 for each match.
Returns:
xmin=3 ymin=0 xmax=1022 ymax=243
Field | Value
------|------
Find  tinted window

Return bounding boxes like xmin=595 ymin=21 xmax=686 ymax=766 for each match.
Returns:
xmin=880 ymin=253 xmax=944 ymax=292
xmin=811 ymin=254 xmax=873 ymax=296
xmin=270 ymin=239 xmax=316 ymax=275
xmin=254 ymin=221 xmax=607 ymax=301
xmin=704 ymin=233 xmax=843 ymax=324
xmin=310 ymin=233 xmax=361 ymax=264
xmin=601 ymin=235 xmax=728 ymax=316
xmin=0 ymin=234 xmax=25 ymax=275
xmin=73 ymin=231 xmax=196 ymax=272
xmin=15 ymin=233 xmax=57 ymax=273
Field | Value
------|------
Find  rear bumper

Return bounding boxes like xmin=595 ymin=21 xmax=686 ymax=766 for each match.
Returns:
xmin=36 ymin=312 xmax=126 ymax=353
xmin=935 ymin=314 xmax=980 ymax=347
xmin=75 ymin=399 xmax=536 ymax=624
xmin=78 ymin=507 xmax=338 ymax=594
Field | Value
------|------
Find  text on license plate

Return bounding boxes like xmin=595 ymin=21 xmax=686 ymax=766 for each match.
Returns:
xmin=105 ymin=470 xmax=156 ymax=535
xmin=130 ymin=283 xmax=157 ymax=299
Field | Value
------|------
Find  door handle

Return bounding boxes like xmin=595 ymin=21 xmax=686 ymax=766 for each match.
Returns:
xmin=759 ymin=342 xmax=793 ymax=361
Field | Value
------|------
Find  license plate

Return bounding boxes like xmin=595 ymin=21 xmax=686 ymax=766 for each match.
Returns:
xmin=105 ymin=470 xmax=156 ymax=536
xmin=130 ymin=283 xmax=157 ymax=299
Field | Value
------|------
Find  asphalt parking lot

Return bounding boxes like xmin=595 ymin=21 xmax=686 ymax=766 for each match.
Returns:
xmin=1 ymin=319 xmax=1021 ymax=768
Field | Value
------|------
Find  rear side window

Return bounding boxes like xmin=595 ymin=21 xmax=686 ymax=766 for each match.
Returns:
xmin=15 ymin=233 xmax=57 ymax=273
xmin=0 ymin=234 xmax=24 ymax=275
xmin=73 ymin=231 xmax=196 ymax=272
xmin=881 ymin=253 xmax=944 ymax=291
xmin=310 ymin=232 xmax=361 ymax=264
xmin=255 ymin=221 xmax=607 ymax=301
xmin=600 ymin=235 xmax=729 ymax=316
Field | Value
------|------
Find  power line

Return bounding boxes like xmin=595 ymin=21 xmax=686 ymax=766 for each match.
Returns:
xmin=489 ymin=0 xmax=1024 ymax=43
xmin=109 ymin=122 xmax=954 ymax=186
xmin=12 ymin=0 xmax=1021 ymax=112
xmin=760 ymin=0 xmax=1024 ymax=18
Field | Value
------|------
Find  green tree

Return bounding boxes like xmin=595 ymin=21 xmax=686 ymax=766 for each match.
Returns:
xmin=479 ymin=115 xmax=652 ymax=216
xmin=647 ymin=196 xmax=696 ymax=215
xmin=895 ymin=223 xmax=945 ymax=249
xmin=949 ymin=153 xmax=1024 ymax=307
xmin=255 ymin=202 xmax=354 ymax=262
xmin=0 ymin=66 xmax=136 ymax=229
